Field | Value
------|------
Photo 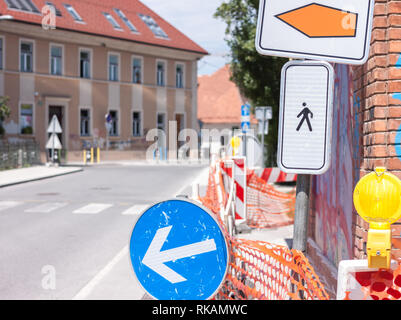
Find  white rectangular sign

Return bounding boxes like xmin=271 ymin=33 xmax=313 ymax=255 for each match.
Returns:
xmin=255 ymin=0 xmax=375 ymax=65
xmin=277 ymin=60 xmax=334 ymax=175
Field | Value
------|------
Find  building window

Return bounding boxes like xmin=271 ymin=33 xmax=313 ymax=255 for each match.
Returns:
xmin=176 ymin=64 xmax=184 ymax=88
xmin=20 ymin=41 xmax=33 ymax=72
xmin=80 ymin=109 xmax=90 ymax=136
xmin=5 ymin=0 xmax=40 ymax=13
xmin=114 ymin=8 xmax=137 ymax=33
xmin=108 ymin=54 xmax=119 ymax=81
xmin=132 ymin=111 xmax=141 ymax=137
xmin=20 ymin=103 xmax=33 ymax=134
xmin=138 ymin=13 xmax=168 ymax=39
xmin=63 ymin=3 xmax=83 ymax=22
xmin=80 ymin=50 xmax=90 ymax=78
xmin=50 ymin=45 xmax=62 ymax=75
xmin=132 ymin=57 xmax=142 ymax=84
xmin=157 ymin=113 xmax=166 ymax=132
xmin=156 ymin=61 xmax=165 ymax=87
xmin=103 ymin=12 xmax=122 ymax=30
xmin=109 ymin=110 xmax=118 ymax=136
xmin=0 ymin=38 xmax=3 ymax=70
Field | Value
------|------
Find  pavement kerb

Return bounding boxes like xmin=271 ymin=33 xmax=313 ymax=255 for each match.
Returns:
xmin=0 ymin=166 xmax=84 ymax=188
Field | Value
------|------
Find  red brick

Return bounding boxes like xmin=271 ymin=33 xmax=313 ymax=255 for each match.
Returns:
xmin=388 ymin=119 xmax=401 ymax=131
xmin=388 ymin=80 xmax=401 ymax=92
xmin=387 ymin=157 xmax=401 ymax=170
xmin=389 ymin=2 xmax=401 ymax=14
xmin=389 ymin=15 xmax=401 ymax=27
xmin=389 ymin=28 xmax=401 ymax=40
xmin=389 ymin=40 xmax=401 ymax=52
xmin=374 ymin=3 xmax=387 ymax=16
xmin=374 ymin=16 xmax=389 ymax=28
xmin=389 ymin=67 xmax=401 ymax=80
xmin=389 ymin=107 xmax=401 ymax=118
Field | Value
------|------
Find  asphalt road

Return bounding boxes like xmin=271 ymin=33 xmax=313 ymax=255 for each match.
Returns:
xmin=0 ymin=164 xmax=207 ymax=300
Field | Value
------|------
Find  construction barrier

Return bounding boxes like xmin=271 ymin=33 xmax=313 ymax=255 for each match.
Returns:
xmin=220 ymin=159 xmax=296 ymax=229
xmin=338 ymin=260 xmax=401 ymax=300
xmin=220 ymin=157 xmax=247 ymax=224
xmin=252 ymin=167 xmax=297 ymax=184
xmin=200 ymin=161 xmax=329 ymax=300
xmin=247 ymin=171 xmax=295 ymax=229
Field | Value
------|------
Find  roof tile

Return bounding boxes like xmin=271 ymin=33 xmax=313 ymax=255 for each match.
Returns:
xmin=1 ymin=0 xmax=208 ymax=54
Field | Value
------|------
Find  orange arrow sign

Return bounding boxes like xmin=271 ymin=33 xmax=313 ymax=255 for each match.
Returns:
xmin=276 ymin=3 xmax=358 ymax=38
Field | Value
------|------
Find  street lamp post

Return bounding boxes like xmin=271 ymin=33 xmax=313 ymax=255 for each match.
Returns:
xmin=255 ymin=106 xmax=272 ymax=166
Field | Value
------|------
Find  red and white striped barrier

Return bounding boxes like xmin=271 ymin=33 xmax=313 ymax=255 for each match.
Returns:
xmin=337 ymin=260 xmax=400 ymax=300
xmin=221 ymin=157 xmax=247 ymax=225
xmin=253 ymin=168 xmax=297 ymax=184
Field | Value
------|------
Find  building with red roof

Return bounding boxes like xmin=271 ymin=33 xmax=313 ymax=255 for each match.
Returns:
xmin=198 ymin=64 xmax=257 ymax=154
xmin=0 ymin=0 xmax=207 ymax=161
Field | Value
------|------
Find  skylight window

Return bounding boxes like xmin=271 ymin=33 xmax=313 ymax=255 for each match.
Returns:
xmin=103 ymin=12 xmax=122 ymax=30
xmin=45 ymin=1 xmax=62 ymax=17
xmin=138 ymin=13 xmax=168 ymax=39
xmin=114 ymin=8 xmax=138 ymax=33
xmin=63 ymin=3 xmax=83 ymax=22
xmin=5 ymin=0 xmax=40 ymax=13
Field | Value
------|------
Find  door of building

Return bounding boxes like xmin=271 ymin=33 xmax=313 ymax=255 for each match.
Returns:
xmin=175 ymin=113 xmax=184 ymax=148
xmin=48 ymin=106 xmax=64 ymax=158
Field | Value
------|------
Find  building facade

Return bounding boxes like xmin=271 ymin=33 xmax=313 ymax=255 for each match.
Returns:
xmin=198 ymin=65 xmax=257 ymax=156
xmin=0 ymin=0 xmax=207 ymax=162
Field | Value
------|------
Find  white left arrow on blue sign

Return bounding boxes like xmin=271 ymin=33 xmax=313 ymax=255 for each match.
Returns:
xmin=142 ymin=225 xmax=217 ymax=284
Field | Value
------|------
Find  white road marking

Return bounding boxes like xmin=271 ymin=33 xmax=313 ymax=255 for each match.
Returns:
xmin=121 ymin=204 xmax=149 ymax=216
xmin=25 ymin=202 xmax=68 ymax=213
xmin=73 ymin=203 xmax=113 ymax=214
xmin=0 ymin=201 xmax=22 ymax=212
xmin=72 ymin=168 xmax=208 ymax=299
xmin=72 ymin=245 xmax=129 ymax=300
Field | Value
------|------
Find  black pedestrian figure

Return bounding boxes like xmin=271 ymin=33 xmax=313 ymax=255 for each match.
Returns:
xmin=296 ymin=102 xmax=313 ymax=132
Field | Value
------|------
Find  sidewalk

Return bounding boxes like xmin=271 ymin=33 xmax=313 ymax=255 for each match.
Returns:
xmin=0 ymin=165 xmax=83 ymax=188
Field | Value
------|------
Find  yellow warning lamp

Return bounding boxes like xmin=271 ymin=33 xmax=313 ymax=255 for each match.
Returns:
xmin=230 ymin=136 xmax=241 ymax=156
xmin=353 ymin=167 xmax=401 ymax=269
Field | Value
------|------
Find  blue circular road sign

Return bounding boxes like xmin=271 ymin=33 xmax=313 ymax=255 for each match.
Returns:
xmin=129 ymin=199 xmax=229 ymax=300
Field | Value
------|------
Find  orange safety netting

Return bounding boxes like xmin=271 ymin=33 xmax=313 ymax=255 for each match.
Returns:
xmin=200 ymin=162 xmax=329 ymax=300
xmin=247 ymin=171 xmax=296 ymax=229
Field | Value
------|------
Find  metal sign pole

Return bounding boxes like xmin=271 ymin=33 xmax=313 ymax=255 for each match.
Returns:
xmin=292 ymin=174 xmax=311 ymax=252
xmin=52 ymin=116 xmax=55 ymax=165
xmin=262 ymin=109 xmax=266 ymax=166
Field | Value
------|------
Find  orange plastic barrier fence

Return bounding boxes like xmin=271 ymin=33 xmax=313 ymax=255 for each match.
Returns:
xmin=247 ymin=171 xmax=295 ymax=229
xmin=200 ymin=162 xmax=329 ymax=300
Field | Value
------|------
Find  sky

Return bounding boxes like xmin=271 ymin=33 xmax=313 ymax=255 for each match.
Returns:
xmin=140 ymin=0 xmax=230 ymax=76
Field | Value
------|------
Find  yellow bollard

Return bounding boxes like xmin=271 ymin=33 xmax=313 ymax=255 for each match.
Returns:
xmin=353 ymin=167 xmax=401 ymax=269
xmin=83 ymin=149 xmax=86 ymax=165
xmin=97 ymin=147 xmax=100 ymax=163
xmin=230 ymin=136 xmax=241 ymax=156
xmin=90 ymin=148 xmax=94 ymax=164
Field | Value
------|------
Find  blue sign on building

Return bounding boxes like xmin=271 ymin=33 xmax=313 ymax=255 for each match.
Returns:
xmin=129 ymin=199 xmax=228 ymax=300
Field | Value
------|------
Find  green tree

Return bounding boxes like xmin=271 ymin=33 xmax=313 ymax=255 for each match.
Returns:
xmin=215 ymin=0 xmax=287 ymax=166
xmin=0 ymin=96 xmax=11 ymax=137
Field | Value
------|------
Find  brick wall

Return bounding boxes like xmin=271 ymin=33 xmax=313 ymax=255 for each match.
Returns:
xmin=353 ymin=0 xmax=401 ymax=262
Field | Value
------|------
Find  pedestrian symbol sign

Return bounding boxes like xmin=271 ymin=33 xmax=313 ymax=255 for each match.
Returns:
xmin=129 ymin=199 xmax=228 ymax=300
xmin=277 ymin=60 xmax=334 ymax=175
xmin=296 ymin=103 xmax=313 ymax=132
